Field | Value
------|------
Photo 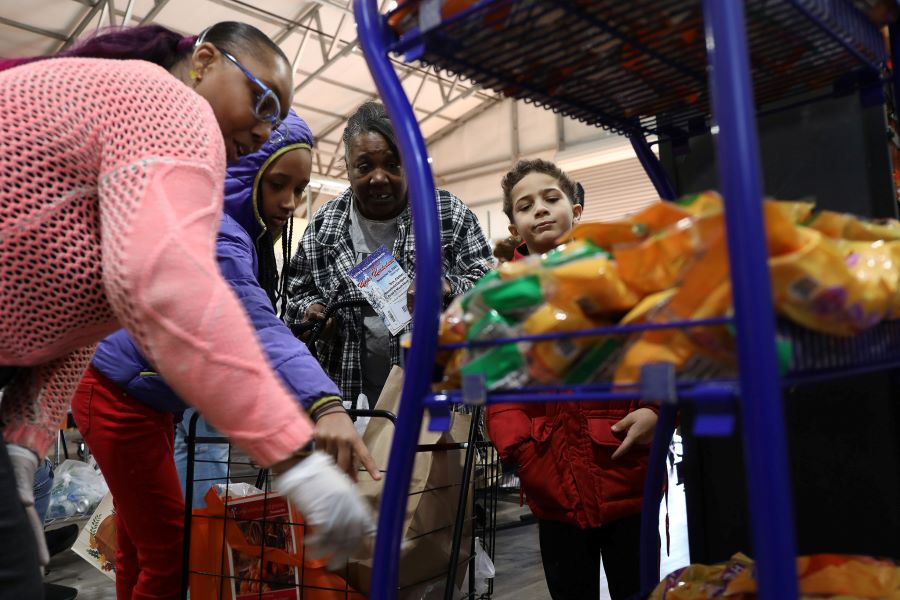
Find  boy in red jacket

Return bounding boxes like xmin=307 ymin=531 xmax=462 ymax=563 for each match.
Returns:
xmin=486 ymin=159 xmax=658 ymax=599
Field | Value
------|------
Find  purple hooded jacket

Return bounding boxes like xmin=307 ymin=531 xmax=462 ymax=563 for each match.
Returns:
xmin=91 ymin=111 xmax=341 ymax=413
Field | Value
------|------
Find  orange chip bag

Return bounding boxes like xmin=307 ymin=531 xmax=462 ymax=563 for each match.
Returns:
xmin=615 ymin=213 xmax=725 ymax=294
xmin=614 ymin=236 xmax=734 ymax=384
xmin=559 ymin=220 xmax=646 ymax=249
xmin=764 ymin=200 xmax=813 ymax=256
xmin=630 ymin=200 xmax=694 ymax=232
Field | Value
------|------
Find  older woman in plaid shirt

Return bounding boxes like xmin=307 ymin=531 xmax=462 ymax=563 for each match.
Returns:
xmin=285 ymin=102 xmax=494 ymax=405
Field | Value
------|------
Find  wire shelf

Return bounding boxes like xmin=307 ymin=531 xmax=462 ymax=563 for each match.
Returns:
xmin=433 ymin=317 xmax=900 ymax=403
xmin=388 ymin=0 xmax=887 ymax=140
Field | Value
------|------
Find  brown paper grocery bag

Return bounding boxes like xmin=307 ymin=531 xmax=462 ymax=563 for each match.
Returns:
xmin=347 ymin=366 xmax=473 ymax=598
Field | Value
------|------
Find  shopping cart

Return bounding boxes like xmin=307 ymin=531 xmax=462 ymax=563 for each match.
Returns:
xmin=179 ymin=407 xmax=499 ymax=599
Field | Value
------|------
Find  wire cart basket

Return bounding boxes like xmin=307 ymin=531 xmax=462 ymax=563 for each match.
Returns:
xmin=178 ymin=406 xmax=501 ymax=600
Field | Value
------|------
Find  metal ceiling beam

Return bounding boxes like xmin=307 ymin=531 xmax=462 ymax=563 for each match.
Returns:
xmin=313 ymin=67 xmax=418 ymax=142
xmin=212 ymin=0 xmax=492 ymax=107
xmin=314 ymin=0 xmax=355 ymax=16
xmin=294 ymin=104 xmax=348 ymax=120
xmin=138 ymin=0 xmax=172 ymax=25
xmin=415 ymin=84 xmax=487 ymax=130
xmin=295 ymin=70 xmax=371 ymax=96
xmin=122 ymin=0 xmax=136 ymax=27
xmin=107 ymin=0 xmax=117 ymax=27
xmin=273 ymin=3 xmax=319 ymax=44
xmin=294 ymin=39 xmax=358 ymax=93
xmin=0 ymin=17 xmax=68 ymax=41
xmin=58 ymin=1 xmax=106 ymax=51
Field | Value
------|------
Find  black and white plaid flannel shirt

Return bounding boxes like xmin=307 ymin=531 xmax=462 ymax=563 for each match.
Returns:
xmin=285 ymin=187 xmax=495 ymax=403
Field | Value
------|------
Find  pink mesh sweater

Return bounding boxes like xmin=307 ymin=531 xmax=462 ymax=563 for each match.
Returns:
xmin=0 ymin=58 xmax=313 ymax=465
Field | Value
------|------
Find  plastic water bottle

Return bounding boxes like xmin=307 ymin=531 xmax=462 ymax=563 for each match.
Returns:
xmin=68 ymin=493 xmax=90 ymax=515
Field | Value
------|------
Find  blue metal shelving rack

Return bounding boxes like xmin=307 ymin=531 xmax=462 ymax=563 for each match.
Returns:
xmin=351 ymin=1 xmax=897 ymax=598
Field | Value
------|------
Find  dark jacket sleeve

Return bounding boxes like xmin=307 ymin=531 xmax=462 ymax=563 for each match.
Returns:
xmin=442 ymin=192 xmax=495 ymax=298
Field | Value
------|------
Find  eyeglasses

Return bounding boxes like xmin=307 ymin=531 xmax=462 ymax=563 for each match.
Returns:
xmin=195 ymin=29 xmax=287 ymax=143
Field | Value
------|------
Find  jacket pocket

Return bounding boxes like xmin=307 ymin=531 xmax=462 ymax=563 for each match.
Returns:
xmin=586 ymin=417 xmax=647 ymax=502
xmin=515 ymin=417 xmax=574 ymax=513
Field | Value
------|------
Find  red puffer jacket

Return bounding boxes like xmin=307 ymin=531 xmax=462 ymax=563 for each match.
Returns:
xmin=486 ymin=398 xmax=652 ymax=528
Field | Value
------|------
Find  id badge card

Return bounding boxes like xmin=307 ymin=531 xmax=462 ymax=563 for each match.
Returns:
xmin=348 ymin=245 xmax=412 ymax=335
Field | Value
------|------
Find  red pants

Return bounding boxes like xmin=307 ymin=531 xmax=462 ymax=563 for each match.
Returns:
xmin=72 ymin=366 xmax=184 ymax=600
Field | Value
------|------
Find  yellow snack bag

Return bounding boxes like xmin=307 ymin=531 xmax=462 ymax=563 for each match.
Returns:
xmin=834 ymin=239 xmax=900 ymax=320
xmin=807 ymin=210 xmax=853 ymax=239
xmin=541 ymin=256 xmax=641 ymax=318
xmin=677 ymin=190 xmax=724 ymax=216
xmin=649 ymin=553 xmax=754 ymax=600
xmin=521 ymin=303 xmax=598 ymax=383
xmin=809 ymin=210 xmax=900 ymax=241
xmin=844 ymin=215 xmax=900 ymax=241
xmin=770 ymin=228 xmax=885 ymax=335
xmin=771 ymin=199 xmax=815 ymax=224
xmin=498 ymin=239 xmax=608 ymax=280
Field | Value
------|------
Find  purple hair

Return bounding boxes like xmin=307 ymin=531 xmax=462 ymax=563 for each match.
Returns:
xmin=0 ymin=25 xmax=195 ymax=73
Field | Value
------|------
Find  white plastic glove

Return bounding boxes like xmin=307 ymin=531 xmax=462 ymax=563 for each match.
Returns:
xmin=274 ymin=451 xmax=375 ymax=570
xmin=7 ymin=444 xmax=49 ymax=568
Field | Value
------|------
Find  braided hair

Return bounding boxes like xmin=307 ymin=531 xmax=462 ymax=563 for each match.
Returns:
xmin=257 ymin=215 xmax=295 ymax=319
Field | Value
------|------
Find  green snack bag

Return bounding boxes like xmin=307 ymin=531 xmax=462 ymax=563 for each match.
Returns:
xmin=481 ymin=275 xmax=544 ymax=319
xmin=460 ymin=270 xmax=502 ymax=319
xmin=564 ymin=338 xmax=625 ymax=385
xmin=467 ymin=309 xmax=514 ymax=341
xmin=461 ymin=343 xmax=527 ymax=389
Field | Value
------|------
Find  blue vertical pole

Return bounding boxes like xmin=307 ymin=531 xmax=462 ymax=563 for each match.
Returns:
xmin=638 ymin=402 xmax=677 ymax=591
xmin=353 ymin=1 xmax=443 ymax=599
xmin=629 ymin=133 xmax=677 ymax=200
xmin=701 ymin=2 xmax=798 ymax=599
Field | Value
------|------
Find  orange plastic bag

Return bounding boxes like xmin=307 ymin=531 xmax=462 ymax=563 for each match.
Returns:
xmin=615 ymin=213 xmax=725 ymax=294
xmin=189 ymin=488 xmax=365 ymax=600
xmin=614 ymin=235 xmax=734 ymax=384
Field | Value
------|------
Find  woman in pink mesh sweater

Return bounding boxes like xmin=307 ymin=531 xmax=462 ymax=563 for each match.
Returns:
xmin=0 ymin=22 xmax=371 ymax=598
